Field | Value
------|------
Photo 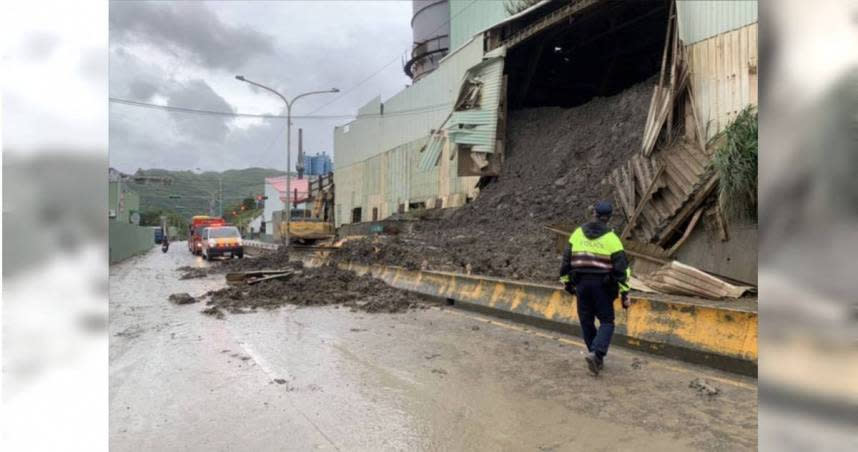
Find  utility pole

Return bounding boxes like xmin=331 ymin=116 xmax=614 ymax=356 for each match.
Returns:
xmin=297 ymin=128 xmax=305 ymax=180
xmin=235 ymin=75 xmax=338 ymax=247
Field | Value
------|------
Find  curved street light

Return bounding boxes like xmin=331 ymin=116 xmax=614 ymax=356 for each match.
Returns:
xmin=235 ymin=75 xmax=338 ymax=246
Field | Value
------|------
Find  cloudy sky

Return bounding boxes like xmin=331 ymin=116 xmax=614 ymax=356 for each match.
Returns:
xmin=108 ymin=1 xmax=413 ymax=173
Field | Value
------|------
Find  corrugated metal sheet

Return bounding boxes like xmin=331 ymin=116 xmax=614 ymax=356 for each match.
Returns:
xmin=335 ymin=131 xmax=479 ymax=226
xmin=449 ymin=0 xmax=508 ymax=51
xmin=627 ymin=139 xmax=714 ymax=243
xmin=687 ymin=22 xmax=758 ymax=140
xmin=418 ymin=132 xmax=445 ymax=170
xmin=676 ymin=0 xmax=757 ymax=45
xmin=644 ymin=260 xmax=754 ymax=299
xmin=446 ymin=57 xmax=504 ymax=152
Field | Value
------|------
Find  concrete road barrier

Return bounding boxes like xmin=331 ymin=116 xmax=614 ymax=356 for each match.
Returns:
xmin=340 ymin=262 xmax=757 ymax=376
xmin=244 ymin=240 xmax=279 ymax=251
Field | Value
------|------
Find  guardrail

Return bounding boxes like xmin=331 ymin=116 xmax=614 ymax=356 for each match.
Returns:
xmin=243 ymin=240 xmax=280 ymax=251
xmin=252 ymin=244 xmax=758 ymax=375
xmin=338 ymin=262 xmax=757 ymax=376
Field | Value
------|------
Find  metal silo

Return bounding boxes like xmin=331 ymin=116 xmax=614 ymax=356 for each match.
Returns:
xmin=405 ymin=0 xmax=450 ymax=81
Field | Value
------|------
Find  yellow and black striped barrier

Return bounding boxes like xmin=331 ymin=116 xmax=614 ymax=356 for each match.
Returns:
xmin=340 ymin=262 xmax=757 ymax=376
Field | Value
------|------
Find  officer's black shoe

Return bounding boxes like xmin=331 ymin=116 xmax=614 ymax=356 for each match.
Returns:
xmin=585 ymin=352 xmax=600 ymax=376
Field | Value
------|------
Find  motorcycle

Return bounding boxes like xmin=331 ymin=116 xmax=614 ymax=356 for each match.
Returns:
xmin=161 ymin=239 xmax=169 ymax=253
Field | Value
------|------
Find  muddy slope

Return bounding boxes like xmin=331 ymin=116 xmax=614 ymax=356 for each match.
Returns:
xmin=334 ymin=77 xmax=655 ymax=282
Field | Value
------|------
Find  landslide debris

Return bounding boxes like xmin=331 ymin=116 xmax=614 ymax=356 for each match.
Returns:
xmin=200 ymin=261 xmax=424 ymax=318
xmin=332 ymin=77 xmax=655 ymax=283
xmin=689 ymin=378 xmax=720 ymax=397
xmin=177 ymin=266 xmax=208 ymax=279
xmin=211 ymin=246 xmax=293 ymax=273
xmin=168 ymin=293 xmax=198 ymax=305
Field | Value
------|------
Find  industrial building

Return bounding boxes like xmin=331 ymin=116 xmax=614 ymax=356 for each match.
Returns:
xmin=334 ymin=0 xmax=758 ymax=230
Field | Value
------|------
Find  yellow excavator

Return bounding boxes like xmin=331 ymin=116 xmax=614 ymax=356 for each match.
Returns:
xmin=279 ymin=174 xmax=335 ymax=244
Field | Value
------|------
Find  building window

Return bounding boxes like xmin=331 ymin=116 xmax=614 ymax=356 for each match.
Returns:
xmin=352 ymin=207 xmax=362 ymax=223
xmin=372 ymin=207 xmax=378 ymax=221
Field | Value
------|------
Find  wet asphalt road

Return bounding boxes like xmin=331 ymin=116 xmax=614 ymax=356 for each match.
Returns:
xmin=110 ymin=243 xmax=757 ymax=451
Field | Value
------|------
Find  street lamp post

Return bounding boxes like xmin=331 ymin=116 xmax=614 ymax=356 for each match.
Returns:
xmin=235 ymin=75 xmax=338 ymax=247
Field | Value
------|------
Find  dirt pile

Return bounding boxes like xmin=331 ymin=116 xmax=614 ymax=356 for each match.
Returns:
xmin=177 ymin=266 xmax=208 ymax=279
xmin=335 ymin=77 xmax=655 ymax=282
xmin=201 ymin=261 xmax=425 ymax=318
xmin=689 ymin=378 xmax=720 ymax=397
xmin=213 ymin=246 xmax=292 ymax=272
xmin=168 ymin=293 xmax=198 ymax=305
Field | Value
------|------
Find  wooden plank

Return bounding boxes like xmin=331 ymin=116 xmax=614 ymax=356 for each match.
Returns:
xmin=644 ymin=65 xmax=690 ymax=156
xmin=732 ymin=28 xmax=741 ymax=116
xmin=632 ymin=156 xmax=650 ymax=196
xmin=685 ymin=84 xmax=708 ymax=158
xmin=667 ymin=207 xmax=704 ymax=255
xmin=610 ymin=172 xmax=632 ymax=218
xmin=748 ymin=23 xmax=758 ymax=106
xmin=715 ymin=205 xmax=729 ymax=241
xmin=622 ymin=164 xmax=666 ymax=239
xmin=666 ymin=16 xmax=678 ymax=143
xmin=642 ymin=5 xmax=675 ymax=153
xmin=739 ymin=25 xmax=749 ymax=109
xmin=712 ymin=33 xmax=724 ymax=133
xmin=657 ymin=4 xmax=675 ymax=88
xmin=706 ymin=39 xmax=718 ymax=139
xmin=624 ymin=161 xmax=635 ymax=210
xmin=725 ymin=29 xmax=734 ymax=121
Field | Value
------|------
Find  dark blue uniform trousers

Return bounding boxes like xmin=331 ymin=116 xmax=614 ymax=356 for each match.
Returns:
xmin=575 ymin=276 xmax=617 ymax=358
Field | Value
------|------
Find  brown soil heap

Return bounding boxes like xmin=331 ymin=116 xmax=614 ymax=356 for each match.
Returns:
xmin=333 ymin=77 xmax=655 ymax=283
xmin=168 ymin=293 xmax=198 ymax=305
xmin=201 ymin=262 xmax=425 ymax=318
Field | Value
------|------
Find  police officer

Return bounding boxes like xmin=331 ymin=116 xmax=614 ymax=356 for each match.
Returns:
xmin=559 ymin=201 xmax=631 ymax=375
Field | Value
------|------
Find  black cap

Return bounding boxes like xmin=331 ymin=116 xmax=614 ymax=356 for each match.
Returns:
xmin=594 ymin=200 xmax=613 ymax=217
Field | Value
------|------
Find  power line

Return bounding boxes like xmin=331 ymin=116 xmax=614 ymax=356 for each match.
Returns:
xmin=109 ymin=97 xmax=347 ymax=119
xmin=307 ymin=0 xmax=480 ymax=115
xmin=109 ymin=97 xmax=452 ymax=120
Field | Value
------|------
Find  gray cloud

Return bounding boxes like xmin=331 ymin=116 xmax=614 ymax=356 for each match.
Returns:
xmin=128 ymin=79 xmax=157 ymax=100
xmin=109 ymin=46 xmax=171 ymax=99
xmin=166 ymin=79 xmax=235 ymax=143
xmin=110 ymin=2 xmax=275 ymax=72
xmin=110 ymin=1 xmax=413 ymax=173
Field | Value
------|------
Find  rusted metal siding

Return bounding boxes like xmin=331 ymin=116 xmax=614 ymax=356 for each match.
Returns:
xmin=676 ymin=0 xmax=757 ymax=46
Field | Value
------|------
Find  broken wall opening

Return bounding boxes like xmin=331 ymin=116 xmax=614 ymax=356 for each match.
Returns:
xmin=505 ymin=0 xmax=669 ymax=110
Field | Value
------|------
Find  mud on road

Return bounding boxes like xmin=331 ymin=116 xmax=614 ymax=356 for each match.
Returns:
xmin=112 ymin=245 xmax=757 ymax=451
xmin=177 ymin=247 xmax=426 ymax=318
xmin=200 ymin=261 xmax=426 ymax=318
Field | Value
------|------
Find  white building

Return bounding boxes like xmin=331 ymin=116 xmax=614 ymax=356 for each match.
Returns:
xmin=262 ymin=176 xmax=311 ymax=227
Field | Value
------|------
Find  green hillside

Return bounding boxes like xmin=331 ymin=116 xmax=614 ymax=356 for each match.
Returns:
xmin=128 ymin=167 xmax=286 ymax=222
